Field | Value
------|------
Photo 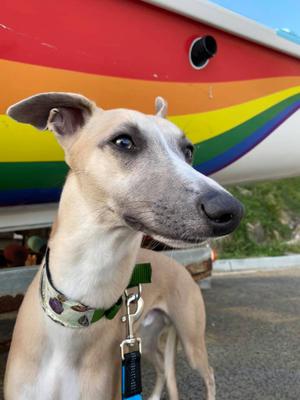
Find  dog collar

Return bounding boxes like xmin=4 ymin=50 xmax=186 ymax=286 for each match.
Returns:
xmin=40 ymin=249 xmax=152 ymax=329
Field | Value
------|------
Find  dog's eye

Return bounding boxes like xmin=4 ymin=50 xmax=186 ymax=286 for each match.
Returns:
xmin=184 ymin=145 xmax=194 ymax=162
xmin=112 ymin=135 xmax=135 ymax=150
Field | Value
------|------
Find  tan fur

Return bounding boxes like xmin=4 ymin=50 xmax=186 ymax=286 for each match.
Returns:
xmin=4 ymin=92 xmax=242 ymax=399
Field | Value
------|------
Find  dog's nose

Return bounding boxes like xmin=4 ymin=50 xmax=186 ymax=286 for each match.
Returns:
xmin=198 ymin=190 xmax=244 ymax=235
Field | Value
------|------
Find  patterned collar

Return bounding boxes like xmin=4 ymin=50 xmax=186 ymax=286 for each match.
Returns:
xmin=40 ymin=249 xmax=152 ymax=329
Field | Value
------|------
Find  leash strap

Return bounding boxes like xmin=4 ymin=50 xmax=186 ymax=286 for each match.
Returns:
xmin=127 ymin=263 xmax=152 ymax=288
xmin=122 ymin=351 xmax=143 ymax=399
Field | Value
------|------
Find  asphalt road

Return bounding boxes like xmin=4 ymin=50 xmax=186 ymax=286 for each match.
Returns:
xmin=1 ymin=268 xmax=300 ymax=399
xmin=142 ymin=268 xmax=300 ymax=399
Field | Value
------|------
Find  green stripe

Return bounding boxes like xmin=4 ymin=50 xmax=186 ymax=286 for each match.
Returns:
xmin=0 ymin=161 xmax=68 ymax=190
xmin=193 ymin=93 xmax=300 ymax=166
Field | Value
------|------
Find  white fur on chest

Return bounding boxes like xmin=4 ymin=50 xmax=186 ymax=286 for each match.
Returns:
xmin=34 ymin=320 xmax=81 ymax=400
xmin=36 ymin=351 xmax=80 ymax=400
xmin=19 ymin=349 xmax=80 ymax=400
xmin=28 ymin=316 xmax=115 ymax=400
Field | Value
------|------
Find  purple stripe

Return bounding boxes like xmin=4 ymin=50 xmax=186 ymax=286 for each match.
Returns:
xmin=0 ymin=188 xmax=61 ymax=206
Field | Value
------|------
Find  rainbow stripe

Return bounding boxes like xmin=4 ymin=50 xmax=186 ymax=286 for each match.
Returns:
xmin=0 ymin=61 xmax=299 ymax=205
xmin=192 ymin=93 xmax=300 ymax=174
xmin=1 ymin=0 xmax=300 ymax=205
xmin=1 ymin=78 xmax=299 ymax=205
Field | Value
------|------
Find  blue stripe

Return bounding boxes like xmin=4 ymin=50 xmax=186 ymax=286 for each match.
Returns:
xmin=122 ymin=365 xmax=143 ymax=399
xmin=194 ymin=101 xmax=300 ymax=176
xmin=122 ymin=365 xmax=125 ymax=395
xmin=0 ymin=188 xmax=62 ymax=206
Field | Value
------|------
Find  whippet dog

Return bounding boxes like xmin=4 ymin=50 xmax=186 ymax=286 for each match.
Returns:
xmin=4 ymin=93 xmax=243 ymax=400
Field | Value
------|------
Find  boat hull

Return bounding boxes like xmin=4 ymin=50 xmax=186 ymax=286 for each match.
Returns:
xmin=0 ymin=0 xmax=300 ymax=206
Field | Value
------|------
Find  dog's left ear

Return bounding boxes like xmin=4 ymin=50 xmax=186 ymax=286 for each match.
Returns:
xmin=155 ymin=96 xmax=168 ymax=118
xmin=7 ymin=92 xmax=96 ymax=149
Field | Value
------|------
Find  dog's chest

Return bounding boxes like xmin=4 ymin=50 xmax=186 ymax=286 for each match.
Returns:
xmin=33 ymin=317 xmax=121 ymax=399
xmin=36 ymin=351 xmax=80 ymax=400
xmin=35 ymin=325 xmax=82 ymax=399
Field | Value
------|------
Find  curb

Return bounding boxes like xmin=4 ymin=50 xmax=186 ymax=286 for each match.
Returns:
xmin=213 ymin=254 xmax=300 ymax=273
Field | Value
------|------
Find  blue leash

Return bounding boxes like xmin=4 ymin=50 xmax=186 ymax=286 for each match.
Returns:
xmin=121 ymin=343 xmax=143 ymax=399
xmin=122 ymin=359 xmax=143 ymax=399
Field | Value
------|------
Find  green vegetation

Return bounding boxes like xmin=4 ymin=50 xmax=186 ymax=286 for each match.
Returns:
xmin=213 ymin=177 xmax=300 ymax=259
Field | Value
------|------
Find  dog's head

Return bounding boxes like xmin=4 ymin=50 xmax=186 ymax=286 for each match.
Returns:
xmin=7 ymin=92 xmax=243 ymax=248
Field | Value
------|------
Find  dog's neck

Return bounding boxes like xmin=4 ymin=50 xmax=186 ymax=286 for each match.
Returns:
xmin=48 ymin=174 xmax=143 ymax=309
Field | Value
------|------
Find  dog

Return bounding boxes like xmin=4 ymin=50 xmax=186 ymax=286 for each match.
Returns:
xmin=4 ymin=93 xmax=243 ymax=399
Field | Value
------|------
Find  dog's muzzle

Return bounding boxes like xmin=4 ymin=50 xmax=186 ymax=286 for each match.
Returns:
xmin=197 ymin=189 xmax=244 ymax=236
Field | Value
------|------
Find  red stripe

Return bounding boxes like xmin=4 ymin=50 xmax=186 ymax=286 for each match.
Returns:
xmin=1 ymin=0 xmax=299 ymax=82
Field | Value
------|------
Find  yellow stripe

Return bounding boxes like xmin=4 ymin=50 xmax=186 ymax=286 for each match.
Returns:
xmin=0 ymin=117 xmax=63 ymax=162
xmin=169 ymin=85 xmax=300 ymax=143
xmin=1 ymin=85 xmax=299 ymax=162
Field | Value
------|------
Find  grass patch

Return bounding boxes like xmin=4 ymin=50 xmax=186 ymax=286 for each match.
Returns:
xmin=213 ymin=177 xmax=300 ymax=259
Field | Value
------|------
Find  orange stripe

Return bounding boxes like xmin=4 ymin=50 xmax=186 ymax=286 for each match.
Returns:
xmin=1 ymin=59 xmax=300 ymax=115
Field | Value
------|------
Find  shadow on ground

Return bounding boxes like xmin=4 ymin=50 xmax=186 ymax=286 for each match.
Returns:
xmin=1 ymin=268 xmax=300 ymax=399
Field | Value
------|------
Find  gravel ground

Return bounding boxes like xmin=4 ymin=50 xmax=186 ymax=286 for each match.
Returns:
xmin=1 ymin=268 xmax=300 ymax=399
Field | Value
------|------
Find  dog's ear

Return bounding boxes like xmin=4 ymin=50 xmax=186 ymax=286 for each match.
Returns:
xmin=7 ymin=92 xmax=96 ymax=148
xmin=155 ymin=96 xmax=168 ymax=118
